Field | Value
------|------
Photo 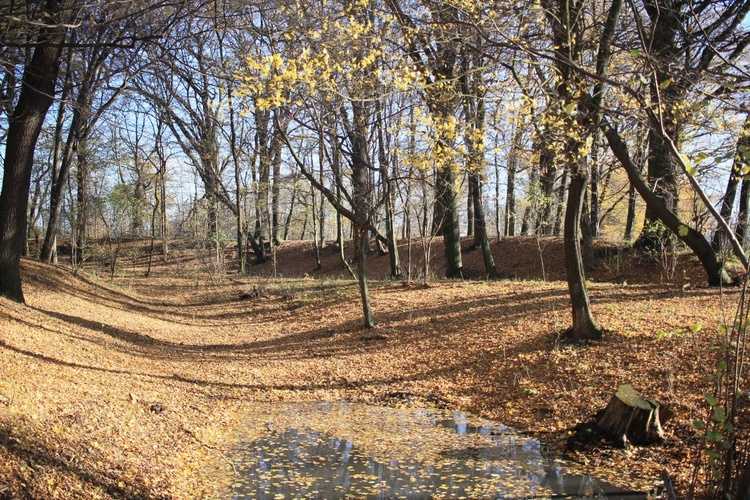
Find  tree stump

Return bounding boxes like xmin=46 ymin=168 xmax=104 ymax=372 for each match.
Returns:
xmin=596 ymin=384 xmax=673 ymax=447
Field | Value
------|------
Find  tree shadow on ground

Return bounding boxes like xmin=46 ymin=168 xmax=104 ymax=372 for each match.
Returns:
xmin=0 ymin=336 xmax=501 ymax=398
xmin=20 ymin=278 xmax=725 ymax=367
xmin=0 ymin=424 xmax=166 ymax=499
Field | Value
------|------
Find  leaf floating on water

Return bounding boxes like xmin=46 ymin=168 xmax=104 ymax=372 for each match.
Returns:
xmin=220 ymin=402 xmax=639 ymax=499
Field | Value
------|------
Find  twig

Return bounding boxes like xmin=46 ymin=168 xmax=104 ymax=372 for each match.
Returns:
xmin=662 ymin=469 xmax=677 ymax=500
xmin=182 ymin=427 xmax=238 ymax=476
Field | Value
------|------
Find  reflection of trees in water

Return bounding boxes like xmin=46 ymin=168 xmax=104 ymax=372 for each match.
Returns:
xmin=227 ymin=403 xmax=642 ymax=499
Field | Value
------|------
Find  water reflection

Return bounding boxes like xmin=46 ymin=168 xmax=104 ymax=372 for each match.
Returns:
xmin=228 ymin=403 xmax=646 ymax=499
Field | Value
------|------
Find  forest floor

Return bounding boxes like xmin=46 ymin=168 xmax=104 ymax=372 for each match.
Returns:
xmin=0 ymin=236 xmax=745 ymax=498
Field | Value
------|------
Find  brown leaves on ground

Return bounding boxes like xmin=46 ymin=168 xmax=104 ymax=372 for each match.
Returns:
xmin=0 ymin=237 xmax=737 ymax=498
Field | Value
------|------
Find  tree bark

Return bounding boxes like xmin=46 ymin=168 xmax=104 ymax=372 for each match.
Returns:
xmin=355 ymin=225 xmax=374 ymax=328
xmin=466 ymin=180 xmax=474 ymax=238
xmin=564 ymin=164 xmax=602 ymax=340
xmin=554 ymin=167 xmax=568 ymax=236
xmin=505 ymin=121 xmax=522 ymax=237
xmin=624 ymin=182 xmax=637 ymax=241
xmin=521 ymin=162 xmax=539 ymax=236
xmin=436 ymin=167 xmax=463 ymax=278
xmin=0 ymin=0 xmax=69 ymax=302
xmin=376 ymin=99 xmax=402 ymax=278
xmin=713 ymin=112 xmax=750 ymax=251
xmin=602 ymin=119 xmax=731 ymax=285
xmin=589 ymin=132 xmax=602 ymax=238
xmin=636 ymin=1 xmax=681 ymax=248
xmin=40 ymin=40 xmax=73 ymax=263
xmin=738 ymin=176 xmax=750 ymax=247
xmin=350 ymin=99 xmax=375 ymax=327
xmin=470 ymin=171 xmax=499 ymax=279
xmin=597 ymin=384 xmax=672 ymax=447
xmin=537 ymin=141 xmax=556 ymax=235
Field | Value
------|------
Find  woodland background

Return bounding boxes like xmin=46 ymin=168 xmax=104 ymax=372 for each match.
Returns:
xmin=2 ymin=0 xmax=750 ymax=497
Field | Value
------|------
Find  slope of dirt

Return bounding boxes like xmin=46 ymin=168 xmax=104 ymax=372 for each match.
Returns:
xmin=0 ymin=237 xmax=741 ymax=498
xmin=91 ymin=235 xmax=711 ymax=285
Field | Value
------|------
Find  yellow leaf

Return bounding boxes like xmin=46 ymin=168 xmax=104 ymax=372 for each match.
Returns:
xmin=683 ymin=156 xmax=697 ymax=176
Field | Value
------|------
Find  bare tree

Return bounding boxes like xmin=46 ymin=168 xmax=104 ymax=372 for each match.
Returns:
xmin=0 ymin=0 xmax=75 ymax=302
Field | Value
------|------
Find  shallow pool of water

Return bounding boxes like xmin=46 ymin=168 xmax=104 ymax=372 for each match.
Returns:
xmin=223 ymin=402 xmax=648 ymax=499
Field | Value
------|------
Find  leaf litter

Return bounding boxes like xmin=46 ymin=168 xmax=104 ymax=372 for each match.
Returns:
xmin=0 ymin=237 xmax=739 ymax=498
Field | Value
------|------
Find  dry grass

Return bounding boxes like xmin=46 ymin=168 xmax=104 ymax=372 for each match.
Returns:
xmin=0 ymin=236 xmax=740 ymax=498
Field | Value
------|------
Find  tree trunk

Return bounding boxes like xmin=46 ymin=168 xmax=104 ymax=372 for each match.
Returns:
xmin=637 ymin=3 xmax=681 ymax=248
xmin=0 ymin=0 xmax=68 ymax=302
xmin=505 ymin=118 xmax=523 ymax=237
xmin=554 ymin=167 xmax=568 ymax=237
xmin=40 ymin=45 xmax=73 ymax=263
xmin=436 ymin=167 xmax=463 ymax=278
xmin=41 ymin=122 xmax=76 ymax=262
xmin=158 ymin=131 xmax=169 ymax=262
xmin=506 ymin=160 xmax=517 ymax=236
xmin=75 ymin=152 xmax=88 ymax=266
xmin=146 ymin=195 xmax=159 ymax=278
xmin=602 ymin=119 xmax=731 ymax=286
xmin=581 ymin=189 xmax=596 ymax=272
xmin=494 ymin=151 xmax=502 ymax=239
xmin=713 ymin=112 xmax=750 ymax=252
xmin=355 ymin=225 xmax=374 ymax=328
xmin=466 ymin=178 xmax=474 ymax=238
xmin=226 ymin=83 xmax=245 ymax=274
xmin=624 ymin=182 xmax=637 ymax=241
xmin=737 ymin=176 xmax=750 ymax=247
xmin=521 ymin=163 xmax=540 ymax=236
xmin=375 ymin=100 xmax=402 ymax=278
xmin=588 ymin=132 xmax=602 ymax=238
xmin=431 ymin=168 xmax=445 ymax=237
xmin=336 ymin=184 xmax=356 ymax=279
xmin=469 ymin=171 xmax=499 ymax=279
xmin=736 ymin=458 xmax=750 ymax=500
xmin=537 ymin=142 xmax=556 ymax=235
xmin=272 ymin=112 xmax=286 ymax=245
xmin=283 ymin=183 xmax=298 ymax=241
xmin=311 ymin=184 xmax=321 ymax=269
xmin=564 ymin=165 xmax=602 ymax=340
xmin=350 ymin=99 xmax=375 ymax=326
xmin=318 ymin=149 xmax=325 ymax=256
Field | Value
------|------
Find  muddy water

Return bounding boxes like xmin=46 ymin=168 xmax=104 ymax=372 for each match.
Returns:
xmin=224 ymin=402 xmax=647 ymax=499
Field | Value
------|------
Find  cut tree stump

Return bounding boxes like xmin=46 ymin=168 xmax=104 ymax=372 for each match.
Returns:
xmin=596 ymin=384 xmax=673 ymax=447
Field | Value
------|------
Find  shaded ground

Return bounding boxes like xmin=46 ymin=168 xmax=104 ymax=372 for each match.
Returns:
xmin=0 ymin=236 xmax=739 ymax=498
